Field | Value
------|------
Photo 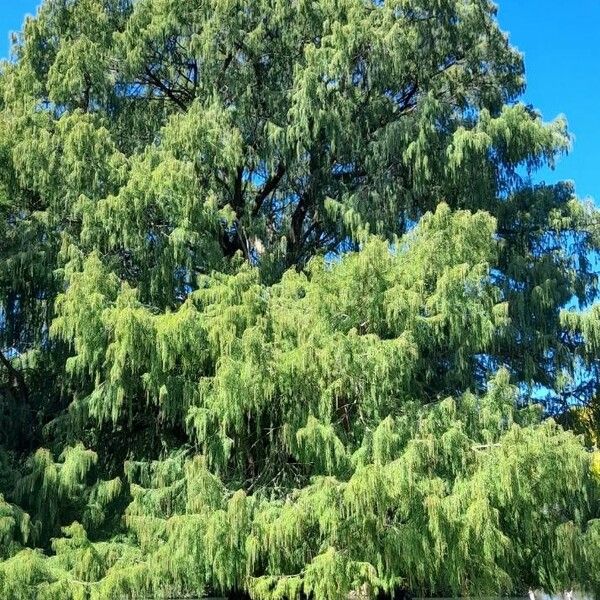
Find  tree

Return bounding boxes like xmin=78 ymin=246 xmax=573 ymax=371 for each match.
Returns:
xmin=0 ymin=0 xmax=598 ymax=598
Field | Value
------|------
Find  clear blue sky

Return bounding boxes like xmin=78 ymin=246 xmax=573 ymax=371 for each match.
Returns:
xmin=497 ymin=1 xmax=600 ymax=204
xmin=1 ymin=1 xmax=599 ymax=203
xmin=1 ymin=2 xmax=40 ymax=57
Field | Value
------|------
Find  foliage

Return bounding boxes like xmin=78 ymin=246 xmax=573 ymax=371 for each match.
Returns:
xmin=0 ymin=0 xmax=599 ymax=598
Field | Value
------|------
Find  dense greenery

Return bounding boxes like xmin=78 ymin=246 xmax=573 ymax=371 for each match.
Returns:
xmin=0 ymin=0 xmax=599 ymax=597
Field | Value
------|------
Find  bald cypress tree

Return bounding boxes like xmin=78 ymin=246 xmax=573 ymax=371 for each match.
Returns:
xmin=0 ymin=1 xmax=599 ymax=598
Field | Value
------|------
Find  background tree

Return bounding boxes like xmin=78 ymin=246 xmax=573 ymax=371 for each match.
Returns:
xmin=0 ymin=0 xmax=599 ymax=598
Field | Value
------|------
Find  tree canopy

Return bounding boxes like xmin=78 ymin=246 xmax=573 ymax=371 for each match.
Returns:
xmin=0 ymin=0 xmax=599 ymax=598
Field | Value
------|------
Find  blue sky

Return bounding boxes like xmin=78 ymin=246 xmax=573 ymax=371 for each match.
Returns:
xmin=1 ymin=1 xmax=599 ymax=203
xmin=497 ymin=1 xmax=600 ymax=204
xmin=1 ymin=2 xmax=39 ymax=57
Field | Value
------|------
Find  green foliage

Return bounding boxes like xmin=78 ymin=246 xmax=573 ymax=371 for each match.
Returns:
xmin=3 ymin=370 xmax=595 ymax=599
xmin=0 ymin=0 xmax=599 ymax=598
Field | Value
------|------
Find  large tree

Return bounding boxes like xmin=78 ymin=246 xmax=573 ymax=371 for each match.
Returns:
xmin=0 ymin=0 xmax=599 ymax=598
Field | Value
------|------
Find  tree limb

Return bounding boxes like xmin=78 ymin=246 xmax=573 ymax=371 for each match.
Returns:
xmin=252 ymin=163 xmax=286 ymax=216
xmin=0 ymin=348 xmax=29 ymax=406
xmin=144 ymin=67 xmax=189 ymax=111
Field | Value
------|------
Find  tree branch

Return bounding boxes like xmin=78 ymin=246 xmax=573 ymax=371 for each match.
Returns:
xmin=232 ymin=166 xmax=245 ymax=212
xmin=252 ymin=163 xmax=286 ymax=216
xmin=144 ymin=67 xmax=189 ymax=111
xmin=0 ymin=349 xmax=29 ymax=406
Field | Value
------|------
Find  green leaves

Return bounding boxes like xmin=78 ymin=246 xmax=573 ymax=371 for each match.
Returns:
xmin=49 ymin=207 xmax=504 ymax=447
xmin=1 ymin=0 xmax=600 ymax=597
